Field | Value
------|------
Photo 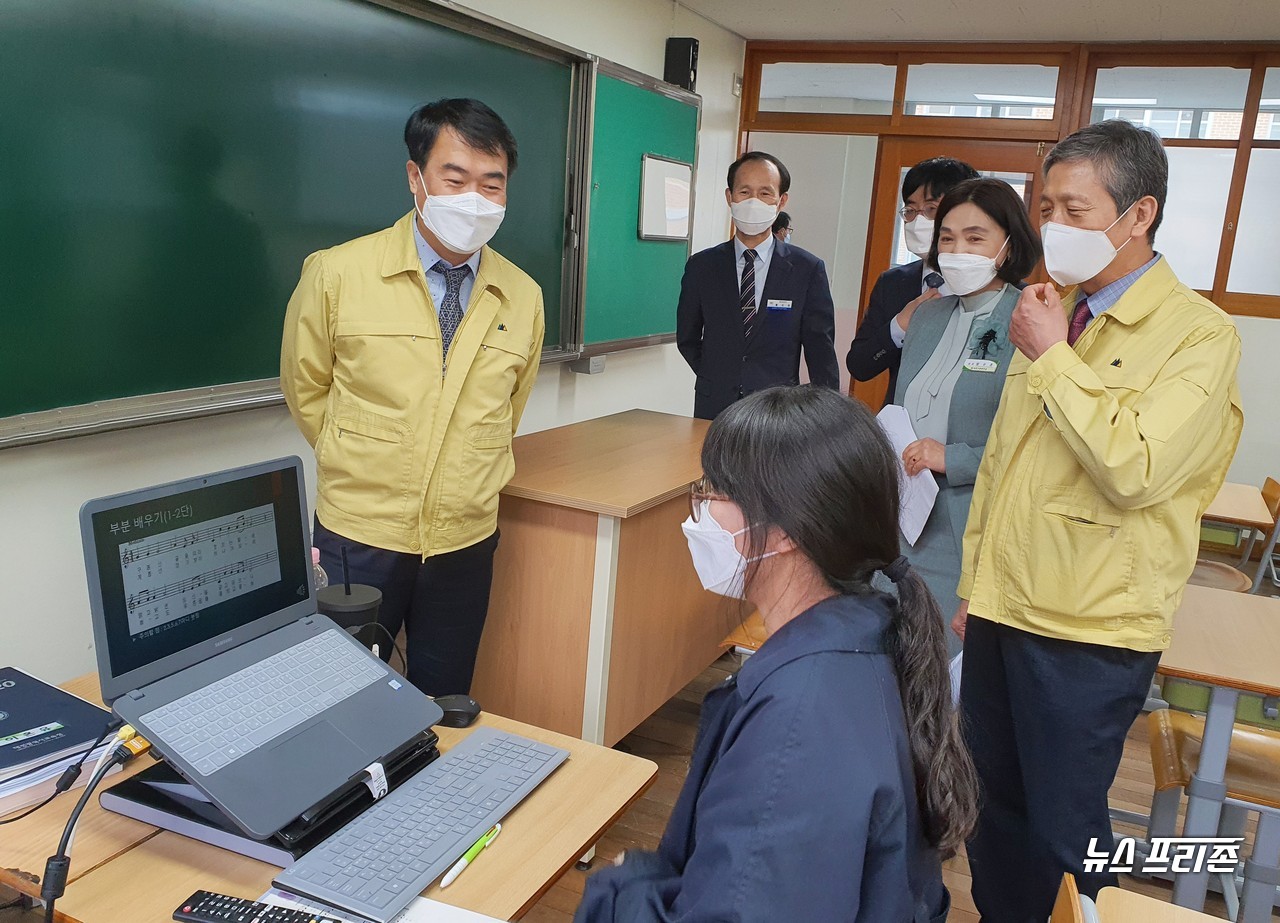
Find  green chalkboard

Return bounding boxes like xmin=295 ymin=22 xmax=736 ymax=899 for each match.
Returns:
xmin=583 ymin=72 xmax=699 ymax=347
xmin=0 ymin=0 xmax=573 ymax=421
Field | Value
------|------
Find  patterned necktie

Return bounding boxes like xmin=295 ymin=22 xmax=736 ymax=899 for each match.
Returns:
xmin=1067 ymin=297 xmax=1091 ymax=347
xmin=740 ymin=249 xmax=758 ymax=333
xmin=431 ymin=260 xmax=471 ymax=357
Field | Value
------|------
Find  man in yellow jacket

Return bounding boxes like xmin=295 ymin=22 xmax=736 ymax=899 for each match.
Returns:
xmin=280 ymin=98 xmax=544 ymax=696
xmin=953 ymin=120 xmax=1242 ymax=920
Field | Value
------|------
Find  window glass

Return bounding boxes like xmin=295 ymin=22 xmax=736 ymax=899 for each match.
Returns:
xmin=1256 ymin=68 xmax=1280 ymax=141
xmin=1092 ymin=67 xmax=1251 ymax=139
xmin=758 ymin=63 xmax=896 ymax=115
xmin=904 ymin=64 xmax=1058 ymax=120
xmin=1227 ymin=149 xmax=1280 ymax=295
xmin=1158 ymin=147 xmax=1235 ymax=290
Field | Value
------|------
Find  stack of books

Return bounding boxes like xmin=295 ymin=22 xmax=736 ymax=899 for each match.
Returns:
xmin=0 ymin=667 xmax=120 ymax=817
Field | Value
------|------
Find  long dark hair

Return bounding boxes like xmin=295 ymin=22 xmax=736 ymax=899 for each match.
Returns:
xmin=700 ymin=385 xmax=978 ymax=855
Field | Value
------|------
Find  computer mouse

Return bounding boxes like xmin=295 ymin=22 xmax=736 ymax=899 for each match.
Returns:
xmin=433 ymin=694 xmax=482 ymax=729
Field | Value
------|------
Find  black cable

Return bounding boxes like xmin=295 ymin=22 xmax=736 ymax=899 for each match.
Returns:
xmin=41 ymin=747 xmax=130 ymax=922
xmin=0 ymin=718 xmax=122 ymax=827
xmin=347 ymin=622 xmax=407 ymax=675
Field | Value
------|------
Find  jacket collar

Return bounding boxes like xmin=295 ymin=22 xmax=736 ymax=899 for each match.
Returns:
xmin=735 ymin=593 xmax=893 ymax=698
xmin=1060 ymin=255 xmax=1177 ymax=329
xmin=381 ymin=211 xmax=508 ymax=299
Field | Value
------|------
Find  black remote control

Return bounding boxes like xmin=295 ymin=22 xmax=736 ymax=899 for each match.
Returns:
xmin=173 ymin=889 xmax=345 ymax=923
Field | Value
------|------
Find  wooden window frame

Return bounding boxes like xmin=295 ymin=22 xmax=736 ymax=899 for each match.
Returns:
xmin=741 ymin=42 xmax=1280 ymax=318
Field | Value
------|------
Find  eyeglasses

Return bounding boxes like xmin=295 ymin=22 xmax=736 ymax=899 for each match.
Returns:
xmin=899 ymin=202 xmax=940 ymax=221
xmin=689 ymin=477 xmax=729 ymax=522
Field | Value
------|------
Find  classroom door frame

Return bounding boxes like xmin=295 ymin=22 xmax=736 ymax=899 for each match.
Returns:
xmin=853 ymin=135 xmax=1048 ymax=408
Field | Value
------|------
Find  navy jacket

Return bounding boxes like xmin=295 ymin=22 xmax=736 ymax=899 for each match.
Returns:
xmin=676 ymin=239 xmax=840 ymax=420
xmin=575 ymin=595 xmax=950 ymax=923
xmin=846 ymin=261 xmax=926 ymax=407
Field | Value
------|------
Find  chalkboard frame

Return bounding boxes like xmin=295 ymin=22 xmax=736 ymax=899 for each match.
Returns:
xmin=0 ymin=0 xmax=593 ymax=450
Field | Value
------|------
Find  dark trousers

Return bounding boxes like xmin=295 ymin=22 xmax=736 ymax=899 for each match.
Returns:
xmin=960 ymin=616 xmax=1160 ymax=923
xmin=312 ymin=518 xmax=499 ymax=697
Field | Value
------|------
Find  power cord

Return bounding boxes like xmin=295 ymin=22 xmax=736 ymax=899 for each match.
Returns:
xmin=0 ymin=718 xmax=123 ymax=827
xmin=347 ymin=622 xmax=407 ymax=675
xmin=39 ymin=727 xmax=150 ymax=922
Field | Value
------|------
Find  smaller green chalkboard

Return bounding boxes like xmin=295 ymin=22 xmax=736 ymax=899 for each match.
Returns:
xmin=582 ymin=65 xmax=700 ymax=349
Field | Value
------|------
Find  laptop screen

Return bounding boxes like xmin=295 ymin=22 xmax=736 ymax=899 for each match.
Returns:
xmin=84 ymin=461 xmax=311 ymax=683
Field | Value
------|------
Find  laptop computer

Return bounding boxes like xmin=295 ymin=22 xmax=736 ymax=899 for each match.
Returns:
xmin=81 ymin=456 xmax=443 ymax=840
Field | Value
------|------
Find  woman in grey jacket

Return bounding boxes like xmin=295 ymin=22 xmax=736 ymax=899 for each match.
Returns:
xmin=894 ymin=179 xmax=1043 ymax=655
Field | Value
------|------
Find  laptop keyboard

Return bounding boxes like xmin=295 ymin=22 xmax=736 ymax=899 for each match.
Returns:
xmin=274 ymin=726 xmax=568 ymax=923
xmin=141 ymin=629 xmax=384 ymax=776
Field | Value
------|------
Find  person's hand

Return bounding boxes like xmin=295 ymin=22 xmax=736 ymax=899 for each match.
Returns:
xmin=903 ymin=437 xmax=946 ymax=476
xmin=894 ymin=288 xmax=941 ymax=333
xmin=1009 ymin=283 xmax=1069 ymax=362
xmin=951 ymin=599 xmax=969 ymax=640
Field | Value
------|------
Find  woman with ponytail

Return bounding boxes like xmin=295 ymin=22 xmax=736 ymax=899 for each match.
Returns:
xmin=575 ymin=384 xmax=978 ymax=923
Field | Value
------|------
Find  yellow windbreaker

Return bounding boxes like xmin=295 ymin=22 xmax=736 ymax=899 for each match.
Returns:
xmin=959 ymin=258 xmax=1242 ymax=651
xmin=281 ymin=213 xmax=544 ymax=558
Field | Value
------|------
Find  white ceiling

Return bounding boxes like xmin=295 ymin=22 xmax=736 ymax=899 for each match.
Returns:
xmin=678 ymin=0 xmax=1280 ymax=42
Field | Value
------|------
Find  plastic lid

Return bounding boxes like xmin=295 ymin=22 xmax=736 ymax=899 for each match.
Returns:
xmin=312 ymin=547 xmax=322 ymax=565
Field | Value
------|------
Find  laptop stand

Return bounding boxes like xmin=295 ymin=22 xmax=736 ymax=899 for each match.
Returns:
xmin=99 ymin=730 xmax=439 ymax=866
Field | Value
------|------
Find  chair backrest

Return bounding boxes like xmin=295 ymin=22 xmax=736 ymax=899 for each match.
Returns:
xmin=1050 ymin=873 xmax=1086 ymax=923
xmin=1263 ymin=477 xmax=1280 ymax=522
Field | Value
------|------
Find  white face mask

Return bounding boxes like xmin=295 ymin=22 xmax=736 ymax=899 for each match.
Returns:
xmin=937 ymin=237 xmax=1008 ymax=296
xmin=1040 ymin=202 xmax=1134 ymax=286
xmin=729 ymin=198 xmax=779 ymax=236
xmin=903 ymin=214 xmax=935 ymax=257
xmin=681 ymin=501 xmax=779 ymax=599
xmin=415 ymin=167 xmax=506 ymax=255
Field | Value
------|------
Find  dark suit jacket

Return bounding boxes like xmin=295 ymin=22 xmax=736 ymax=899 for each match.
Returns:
xmin=846 ymin=260 xmax=926 ymax=407
xmin=676 ymin=239 xmax=840 ymax=420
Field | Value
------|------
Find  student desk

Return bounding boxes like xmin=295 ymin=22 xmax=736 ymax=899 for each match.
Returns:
xmin=1204 ymin=482 xmax=1273 ymax=532
xmin=1160 ymin=585 xmax=1280 ymax=912
xmin=0 ymin=674 xmax=657 ymax=922
xmin=470 ymin=410 xmax=729 ymax=746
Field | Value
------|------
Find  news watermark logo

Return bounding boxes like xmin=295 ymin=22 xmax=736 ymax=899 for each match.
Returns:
xmin=1085 ymin=837 xmax=1243 ymax=875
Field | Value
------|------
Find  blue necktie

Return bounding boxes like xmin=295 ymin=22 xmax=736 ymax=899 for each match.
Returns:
xmin=431 ymin=260 xmax=471 ymax=357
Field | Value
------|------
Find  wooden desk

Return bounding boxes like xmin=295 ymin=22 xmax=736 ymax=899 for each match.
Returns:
xmin=1160 ymin=585 xmax=1280 ymax=913
xmin=1204 ymin=482 xmax=1272 ymax=532
xmin=1095 ymin=887 xmax=1218 ymax=921
xmin=471 ymin=410 xmax=730 ymax=746
xmin=0 ymin=675 xmax=657 ymax=922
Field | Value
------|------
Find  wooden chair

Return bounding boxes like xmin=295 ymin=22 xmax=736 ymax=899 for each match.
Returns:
xmin=1051 ymin=874 xmax=1100 ymax=923
xmin=721 ymin=610 xmax=767 ymax=656
xmin=1147 ymin=708 xmax=1280 ymax=922
xmin=1189 ymin=559 xmax=1254 ymax=592
xmin=1238 ymin=477 xmax=1280 ymax=593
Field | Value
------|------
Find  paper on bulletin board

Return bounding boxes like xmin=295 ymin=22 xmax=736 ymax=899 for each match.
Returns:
xmin=876 ymin=405 xmax=939 ymax=546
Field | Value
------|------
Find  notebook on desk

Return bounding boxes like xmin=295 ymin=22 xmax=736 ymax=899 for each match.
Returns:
xmin=80 ymin=456 xmax=443 ymax=839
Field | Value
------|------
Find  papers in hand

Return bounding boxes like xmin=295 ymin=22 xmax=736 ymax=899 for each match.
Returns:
xmin=875 ymin=405 xmax=939 ymax=546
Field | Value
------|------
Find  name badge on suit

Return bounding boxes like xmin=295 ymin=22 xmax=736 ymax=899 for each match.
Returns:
xmin=766 ymin=299 xmax=793 ymax=312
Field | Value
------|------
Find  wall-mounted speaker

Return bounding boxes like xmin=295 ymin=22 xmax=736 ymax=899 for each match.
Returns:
xmin=664 ymin=37 xmax=699 ymax=93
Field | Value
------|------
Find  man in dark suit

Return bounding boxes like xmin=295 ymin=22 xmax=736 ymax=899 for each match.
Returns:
xmin=676 ymin=152 xmax=839 ymax=420
xmin=846 ymin=157 xmax=979 ymax=405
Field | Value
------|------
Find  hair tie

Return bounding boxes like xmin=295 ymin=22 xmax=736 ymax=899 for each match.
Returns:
xmin=883 ymin=555 xmax=910 ymax=584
